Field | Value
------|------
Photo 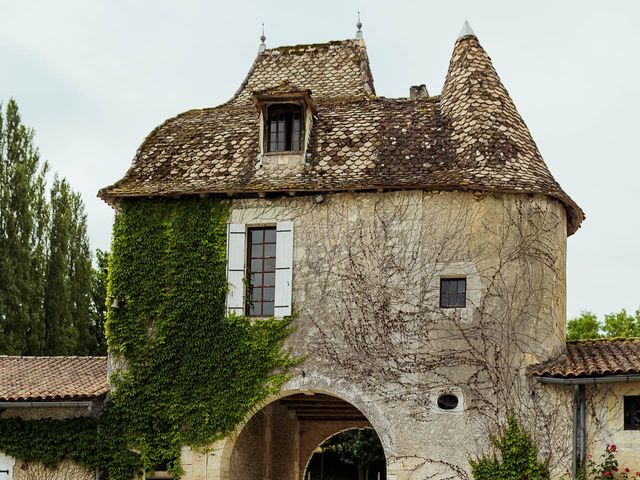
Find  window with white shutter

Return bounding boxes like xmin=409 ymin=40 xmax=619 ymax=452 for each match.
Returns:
xmin=226 ymin=221 xmax=293 ymax=319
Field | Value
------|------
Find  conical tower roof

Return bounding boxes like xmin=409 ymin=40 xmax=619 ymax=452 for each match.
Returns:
xmin=441 ymin=25 xmax=583 ymax=234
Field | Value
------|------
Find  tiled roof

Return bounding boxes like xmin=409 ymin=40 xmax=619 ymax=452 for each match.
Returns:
xmin=0 ymin=356 xmax=108 ymax=401
xmin=99 ymin=35 xmax=584 ymax=235
xmin=530 ymin=339 xmax=640 ymax=378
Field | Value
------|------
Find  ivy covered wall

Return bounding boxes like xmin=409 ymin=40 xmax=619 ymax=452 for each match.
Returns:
xmin=0 ymin=197 xmax=295 ymax=479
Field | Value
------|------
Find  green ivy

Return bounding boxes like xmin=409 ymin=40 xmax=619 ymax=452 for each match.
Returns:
xmin=469 ymin=413 xmax=549 ymax=480
xmin=101 ymin=198 xmax=295 ymax=478
xmin=0 ymin=197 xmax=295 ymax=479
xmin=0 ymin=417 xmax=97 ymax=468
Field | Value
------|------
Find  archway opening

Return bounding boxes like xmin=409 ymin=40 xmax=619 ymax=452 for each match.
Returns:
xmin=304 ymin=427 xmax=386 ymax=480
xmin=228 ymin=392 xmax=387 ymax=480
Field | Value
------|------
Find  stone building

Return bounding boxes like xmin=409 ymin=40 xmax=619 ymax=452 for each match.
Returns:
xmin=2 ymin=22 xmax=640 ymax=480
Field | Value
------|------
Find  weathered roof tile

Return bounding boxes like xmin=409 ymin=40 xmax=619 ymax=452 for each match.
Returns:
xmin=99 ymin=35 xmax=584 ymax=235
xmin=530 ymin=339 xmax=640 ymax=378
xmin=0 ymin=356 xmax=108 ymax=401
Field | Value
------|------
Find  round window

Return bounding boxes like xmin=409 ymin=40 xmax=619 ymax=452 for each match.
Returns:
xmin=437 ymin=393 xmax=459 ymax=410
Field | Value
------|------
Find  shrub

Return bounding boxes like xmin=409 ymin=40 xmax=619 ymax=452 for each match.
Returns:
xmin=470 ymin=413 xmax=549 ymax=480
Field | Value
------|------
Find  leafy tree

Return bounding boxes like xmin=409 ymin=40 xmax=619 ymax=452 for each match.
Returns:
xmin=1 ymin=98 xmax=97 ymax=355
xmin=567 ymin=309 xmax=640 ymax=340
xmin=90 ymin=249 xmax=109 ymax=355
xmin=0 ymin=99 xmax=49 ymax=355
xmin=322 ymin=428 xmax=385 ymax=480
xmin=602 ymin=309 xmax=640 ymax=338
xmin=470 ymin=413 xmax=549 ymax=480
xmin=567 ymin=311 xmax=601 ymax=340
xmin=43 ymin=177 xmax=95 ymax=355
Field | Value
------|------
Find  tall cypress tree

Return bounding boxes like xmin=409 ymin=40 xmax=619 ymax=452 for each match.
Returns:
xmin=90 ymin=249 xmax=109 ymax=355
xmin=0 ymin=99 xmax=49 ymax=355
xmin=43 ymin=178 xmax=96 ymax=355
xmin=1 ymin=99 xmax=97 ymax=356
xmin=69 ymin=192 xmax=95 ymax=355
xmin=43 ymin=177 xmax=72 ymax=355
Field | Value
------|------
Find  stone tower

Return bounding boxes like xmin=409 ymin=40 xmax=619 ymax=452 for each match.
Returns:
xmin=100 ymin=24 xmax=583 ymax=480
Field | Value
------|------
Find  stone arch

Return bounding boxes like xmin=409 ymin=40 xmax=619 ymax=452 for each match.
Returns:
xmin=212 ymin=375 xmax=394 ymax=480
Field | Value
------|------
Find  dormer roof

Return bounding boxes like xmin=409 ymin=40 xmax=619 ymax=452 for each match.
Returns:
xmin=99 ymin=31 xmax=584 ymax=235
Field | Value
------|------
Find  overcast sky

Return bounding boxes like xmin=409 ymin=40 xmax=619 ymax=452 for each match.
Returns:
xmin=1 ymin=0 xmax=638 ymax=320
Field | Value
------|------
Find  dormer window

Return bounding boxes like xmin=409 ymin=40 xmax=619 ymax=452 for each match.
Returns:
xmin=252 ymin=86 xmax=315 ymax=163
xmin=267 ymin=104 xmax=302 ymax=152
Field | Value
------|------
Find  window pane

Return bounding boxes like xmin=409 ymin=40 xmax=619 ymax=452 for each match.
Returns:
xmin=251 ymin=244 xmax=263 ymax=257
xmin=251 ymin=288 xmax=262 ymax=301
xmin=264 ymin=272 xmax=275 ymax=286
xmin=457 ymin=293 xmax=466 ymax=307
xmin=442 ymin=281 xmax=449 ymax=293
xmin=263 ymin=287 xmax=275 ymax=302
xmin=251 ymin=230 xmax=263 ymax=243
xmin=264 ymin=258 xmax=275 ymax=271
xmin=262 ymin=302 xmax=274 ymax=317
xmin=250 ymin=273 xmax=263 ymax=286
xmin=264 ymin=243 xmax=276 ymax=258
xmin=250 ymin=303 xmax=260 ymax=316
xmin=264 ymin=229 xmax=276 ymax=243
xmin=292 ymin=116 xmax=301 ymax=151
xmin=250 ymin=259 xmax=262 ymax=272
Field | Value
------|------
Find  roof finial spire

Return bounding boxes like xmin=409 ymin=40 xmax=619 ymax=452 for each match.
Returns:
xmin=356 ymin=12 xmax=363 ymax=40
xmin=258 ymin=23 xmax=266 ymax=53
xmin=458 ymin=20 xmax=476 ymax=39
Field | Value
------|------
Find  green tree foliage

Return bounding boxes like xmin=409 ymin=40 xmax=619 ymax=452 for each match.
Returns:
xmin=470 ymin=413 xmax=549 ymax=480
xmin=567 ymin=310 xmax=640 ymax=340
xmin=0 ymin=99 xmax=49 ymax=355
xmin=102 ymin=198 xmax=295 ymax=478
xmin=322 ymin=428 xmax=385 ymax=480
xmin=90 ymin=249 xmax=109 ymax=355
xmin=0 ymin=98 xmax=101 ymax=355
xmin=567 ymin=312 xmax=601 ymax=340
xmin=602 ymin=309 xmax=640 ymax=338
xmin=43 ymin=177 xmax=95 ymax=355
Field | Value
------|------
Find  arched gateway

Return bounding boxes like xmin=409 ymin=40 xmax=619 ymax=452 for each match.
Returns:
xmin=225 ymin=392 xmax=387 ymax=480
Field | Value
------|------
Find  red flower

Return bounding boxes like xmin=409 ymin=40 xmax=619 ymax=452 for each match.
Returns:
xmin=614 ymin=467 xmax=619 ymax=471
xmin=610 ymin=444 xmax=617 ymax=452
xmin=626 ymin=468 xmax=631 ymax=473
xmin=604 ymin=471 xmax=612 ymax=477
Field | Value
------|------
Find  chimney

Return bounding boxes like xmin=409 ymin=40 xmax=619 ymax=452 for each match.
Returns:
xmin=409 ymin=84 xmax=429 ymax=99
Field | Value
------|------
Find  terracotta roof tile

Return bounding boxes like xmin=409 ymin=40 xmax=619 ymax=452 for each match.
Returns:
xmin=0 ymin=356 xmax=108 ymax=401
xmin=530 ymin=339 xmax=640 ymax=378
xmin=99 ymin=35 xmax=584 ymax=235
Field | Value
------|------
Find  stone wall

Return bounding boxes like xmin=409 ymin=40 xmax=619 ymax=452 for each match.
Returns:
xmin=585 ymin=383 xmax=640 ymax=472
xmin=186 ymin=189 xmax=573 ymax=479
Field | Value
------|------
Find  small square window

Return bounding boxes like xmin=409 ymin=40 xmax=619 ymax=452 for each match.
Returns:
xmin=624 ymin=395 xmax=640 ymax=430
xmin=440 ymin=278 xmax=466 ymax=308
xmin=246 ymin=227 xmax=277 ymax=317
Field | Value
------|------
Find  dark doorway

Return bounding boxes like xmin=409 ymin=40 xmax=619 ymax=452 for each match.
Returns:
xmin=304 ymin=428 xmax=386 ymax=480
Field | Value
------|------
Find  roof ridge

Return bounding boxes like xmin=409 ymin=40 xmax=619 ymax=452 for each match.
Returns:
xmin=0 ymin=355 xmax=107 ymax=359
xmin=262 ymin=38 xmax=362 ymax=54
xmin=567 ymin=337 xmax=640 ymax=344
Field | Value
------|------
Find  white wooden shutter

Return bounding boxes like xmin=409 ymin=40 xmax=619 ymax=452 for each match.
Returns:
xmin=274 ymin=221 xmax=294 ymax=318
xmin=226 ymin=224 xmax=246 ymax=316
xmin=0 ymin=453 xmax=14 ymax=480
